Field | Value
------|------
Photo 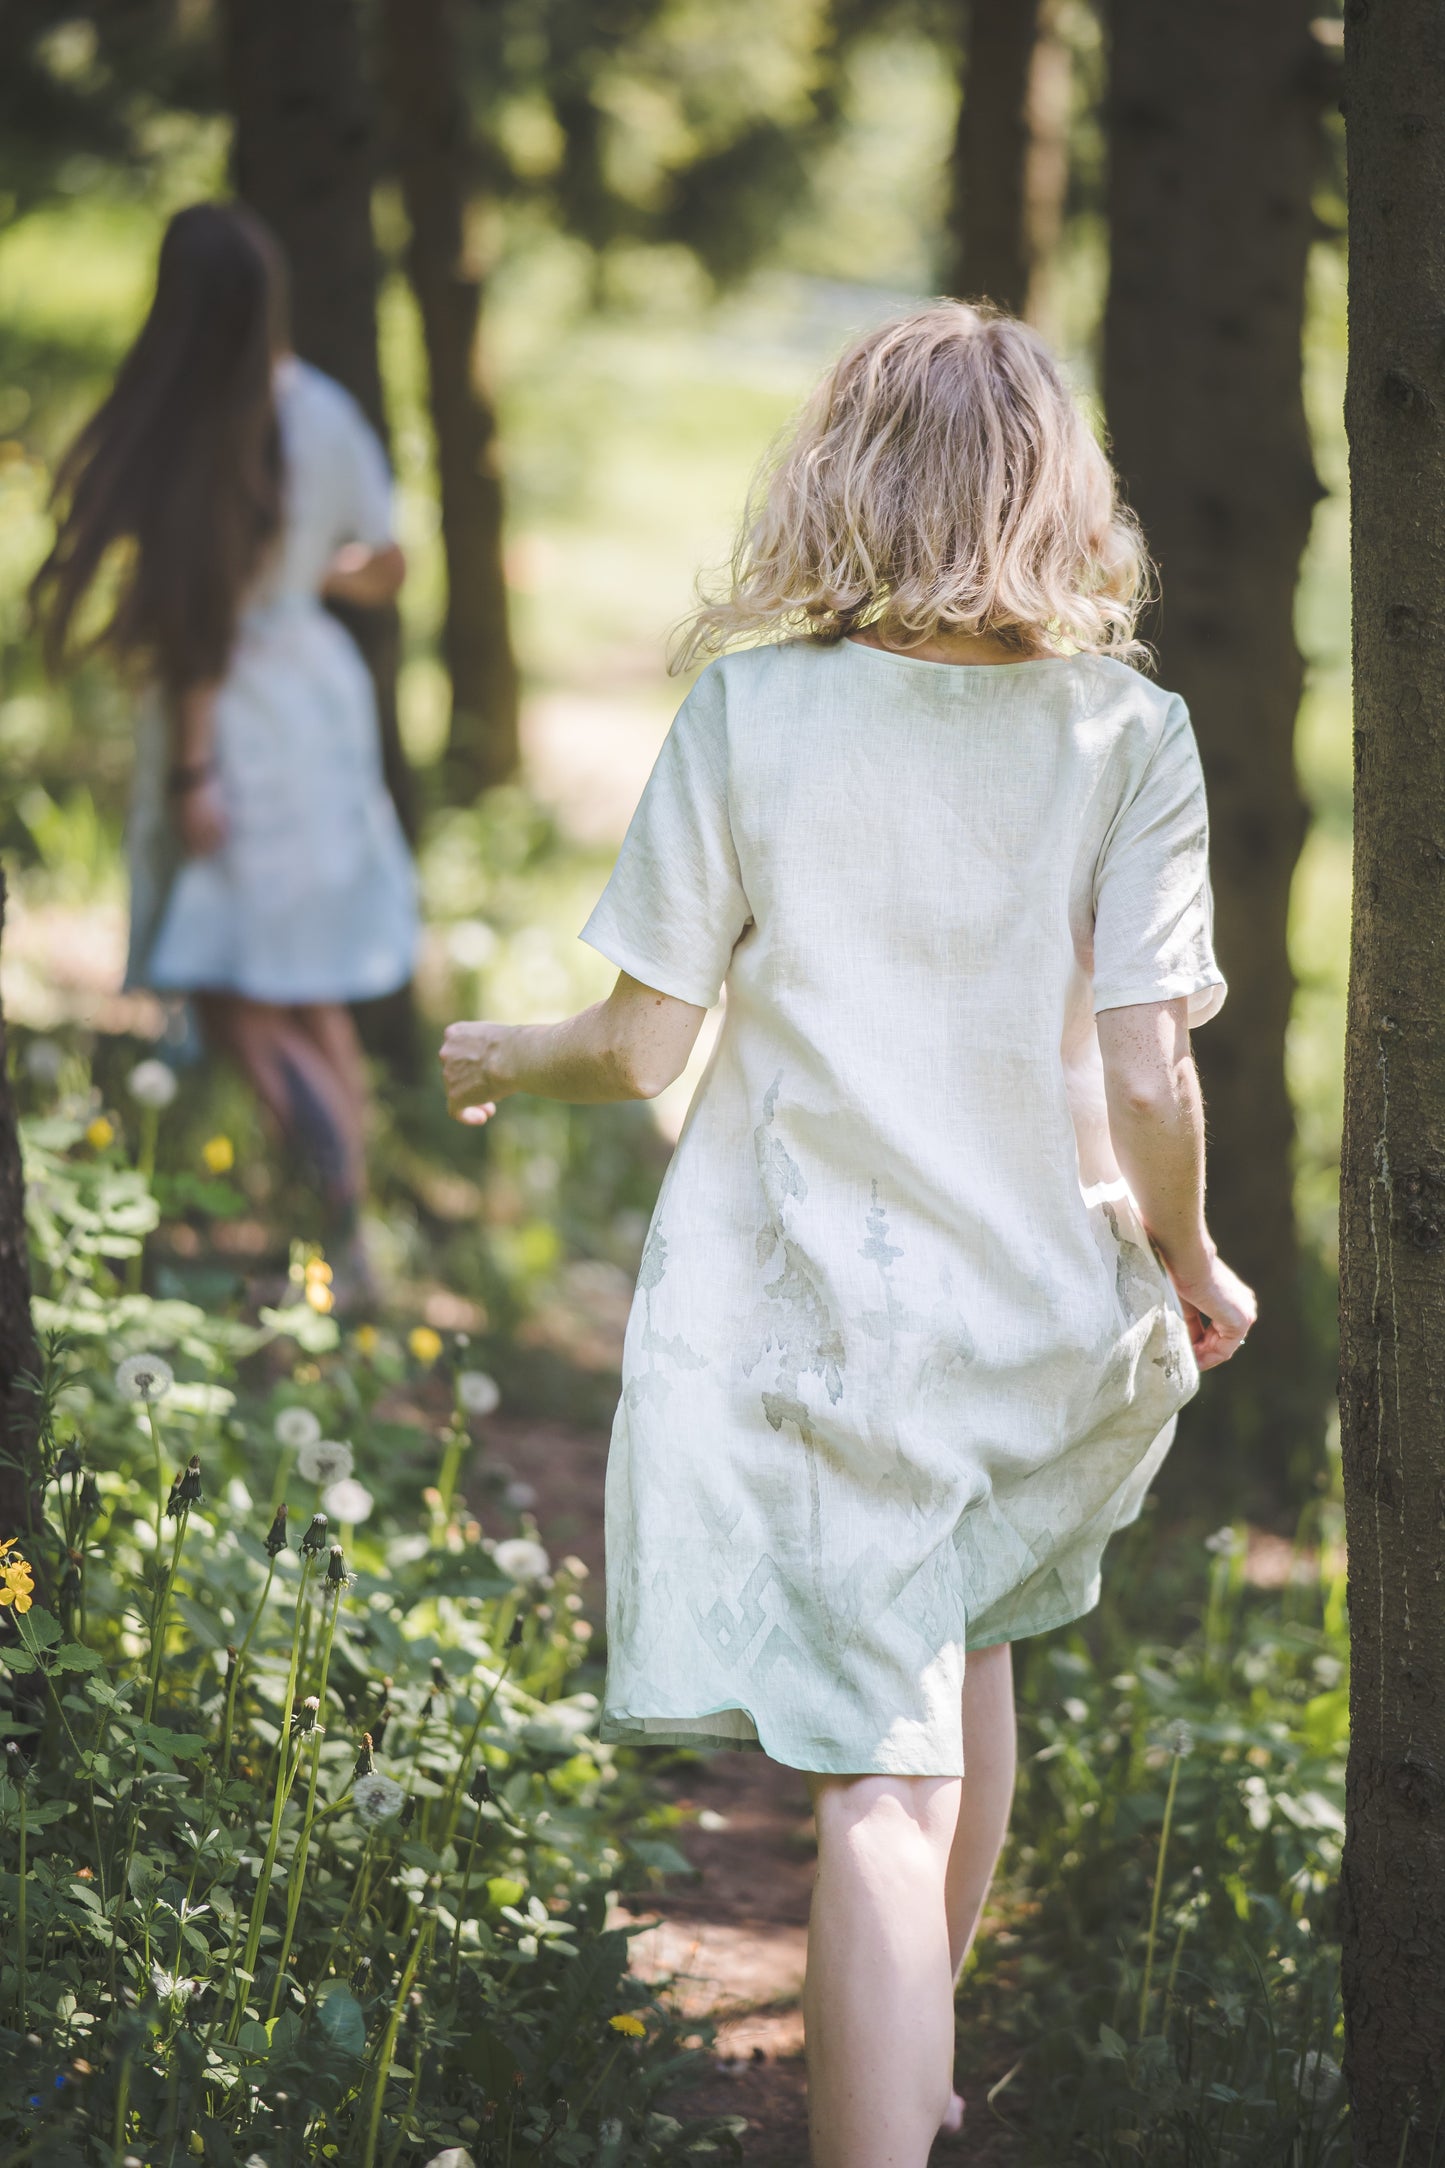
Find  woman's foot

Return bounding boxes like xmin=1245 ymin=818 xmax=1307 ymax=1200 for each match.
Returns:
xmin=938 ymin=2089 xmax=966 ymax=2138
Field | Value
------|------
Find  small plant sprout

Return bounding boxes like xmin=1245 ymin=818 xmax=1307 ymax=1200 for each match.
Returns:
xmin=298 ymin=1436 xmax=353 ymax=1487
xmin=494 ymin=1537 xmax=550 ymax=1584
xmin=457 ymin=1369 xmax=501 ymax=1417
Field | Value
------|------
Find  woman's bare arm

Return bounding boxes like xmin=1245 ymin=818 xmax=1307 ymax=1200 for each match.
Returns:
xmin=171 ymin=682 xmax=226 ymax=856
xmin=441 ymin=972 xmax=707 ymax=1126
xmin=1096 ymin=997 xmax=1256 ymax=1369
xmin=322 ymin=541 xmax=407 ymax=608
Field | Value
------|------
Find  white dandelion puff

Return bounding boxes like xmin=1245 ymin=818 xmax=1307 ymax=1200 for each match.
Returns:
xmin=23 ymin=1039 xmax=63 ymax=1084
xmin=352 ymin=1772 xmax=407 ymax=1827
xmin=503 ymin=1480 xmax=538 ymax=1512
xmin=1204 ymin=1524 xmax=1244 ymax=1558
xmin=274 ymin=1406 xmax=323 ymax=1450
xmin=1162 ymin=1720 xmax=1195 ymax=1758
xmin=322 ymin=1477 xmax=374 ymax=1526
xmin=297 ymin=1437 xmax=354 ymax=1486
xmin=493 ymin=1536 xmax=550 ymax=1583
xmin=1292 ymin=2050 xmax=1342 ymax=2103
xmin=115 ymin=1353 xmax=175 ymax=1404
xmin=127 ymin=1058 xmax=179 ymax=1109
xmin=457 ymin=1370 xmax=501 ymax=1417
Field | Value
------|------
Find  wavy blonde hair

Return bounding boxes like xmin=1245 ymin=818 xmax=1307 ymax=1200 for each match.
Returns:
xmin=673 ymin=302 xmax=1149 ymax=671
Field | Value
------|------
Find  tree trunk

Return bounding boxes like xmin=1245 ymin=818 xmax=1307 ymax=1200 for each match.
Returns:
xmin=1102 ymin=0 xmax=1325 ymax=1515
xmin=220 ymin=0 xmax=419 ymax=1073
xmin=1339 ymin=8 xmax=1445 ymax=2154
xmin=0 ymin=869 xmax=41 ymax=1541
xmin=381 ymin=0 xmax=521 ymax=797
xmin=944 ymin=0 xmax=1070 ymax=324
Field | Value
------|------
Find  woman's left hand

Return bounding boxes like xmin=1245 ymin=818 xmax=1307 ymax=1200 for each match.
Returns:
xmin=441 ymin=1021 xmax=507 ymax=1125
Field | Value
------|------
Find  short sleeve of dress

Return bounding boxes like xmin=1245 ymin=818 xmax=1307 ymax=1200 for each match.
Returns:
xmin=1092 ymin=695 xmax=1227 ymax=1026
xmin=335 ymin=393 xmax=396 ymax=548
xmin=580 ymin=666 xmax=751 ymax=1009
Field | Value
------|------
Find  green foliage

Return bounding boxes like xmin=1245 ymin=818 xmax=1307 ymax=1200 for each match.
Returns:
xmin=973 ymin=1515 xmax=1350 ymax=2165
xmin=0 ymin=1104 xmax=742 ymax=2166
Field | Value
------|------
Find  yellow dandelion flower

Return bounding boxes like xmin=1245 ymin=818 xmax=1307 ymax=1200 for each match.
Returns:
xmin=353 ymin=1324 xmax=379 ymax=1357
xmin=84 ymin=1116 xmax=115 ymax=1151
xmin=408 ymin=1326 xmax=443 ymax=1364
xmin=202 ymin=1134 xmax=235 ymax=1174
xmin=305 ymin=1281 xmax=335 ymax=1315
xmin=608 ymin=2013 xmax=646 ymax=2038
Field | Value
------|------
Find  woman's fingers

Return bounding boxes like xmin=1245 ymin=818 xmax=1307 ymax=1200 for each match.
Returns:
xmin=440 ymin=1023 xmax=500 ymax=1123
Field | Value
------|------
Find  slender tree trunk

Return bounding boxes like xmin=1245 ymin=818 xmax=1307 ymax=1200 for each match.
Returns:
xmin=945 ymin=0 xmax=1070 ymax=324
xmin=0 ymin=869 xmax=41 ymax=1540
xmin=1339 ymin=8 xmax=1445 ymax=2154
xmin=1103 ymin=0 xmax=1326 ymax=1514
xmin=381 ymin=0 xmax=520 ymax=797
xmin=220 ymin=0 xmax=419 ymax=1073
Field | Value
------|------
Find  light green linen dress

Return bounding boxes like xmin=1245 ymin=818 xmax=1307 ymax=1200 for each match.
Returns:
xmin=581 ymin=640 xmax=1225 ymax=1775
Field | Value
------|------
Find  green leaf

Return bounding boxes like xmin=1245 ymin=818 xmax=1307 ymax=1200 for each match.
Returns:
xmin=52 ymin=1643 xmax=104 ymax=1672
xmin=314 ymin=1980 xmax=366 ymax=2058
xmin=19 ymin=1607 xmax=62 ymax=1651
xmin=1 ymin=1646 xmax=37 ymax=1674
xmin=1098 ymin=2023 xmax=1129 ymax=2060
xmin=236 ymin=2021 xmax=270 ymax=2055
xmin=627 ymin=1838 xmax=695 ymax=1878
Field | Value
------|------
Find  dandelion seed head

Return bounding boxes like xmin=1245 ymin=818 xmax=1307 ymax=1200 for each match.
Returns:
xmin=274 ymin=1406 xmax=322 ymax=1450
xmin=1163 ymin=1720 xmax=1194 ymax=1758
xmin=127 ymin=1059 xmax=178 ymax=1109
xmin=457 ymin=1370 xmax=501 ymax=1417
xmin=322 ymin=1477 xmax=373 ymax=1526
xmin=503 ymin=1481 xmax=538 ymax=1512
xmin=115 ymin=1353 xmax=175 ymax=1404
xmin=493 ymin=1537 xmax=550 ymax=1583
xmin=1204 ymin=1524 xmax=1244 ymax=1557
xmin=298 ymin=1437 xmax=353 ymax=1486
xmin=23 ymin=1039 xmax=63 ymax=1084
xmin=352 ymin=1772 xmax=407 ymax=1827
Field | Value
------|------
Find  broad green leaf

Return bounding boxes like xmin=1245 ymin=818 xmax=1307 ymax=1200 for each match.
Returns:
xmin=314 ymin=1981 xmax=366 ymax=2057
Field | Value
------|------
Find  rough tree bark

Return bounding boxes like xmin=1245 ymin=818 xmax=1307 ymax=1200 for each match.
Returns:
xmin=381 ymin=0 xmax=521 ymax=797
xmin=219 ymin=0 xmax=417 ymax=847
xmin=1103 ymin=0 xmax=1327 ymax=1513
xmin=0 ymin=868 xmax=41 ymax=1540
xmin=944 ymin=0 xmax=1069 ymax=323
xmin=1339 ymin=8 xmax=1445 ymax=2155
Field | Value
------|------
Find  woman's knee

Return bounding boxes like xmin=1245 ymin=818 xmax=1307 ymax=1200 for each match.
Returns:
xmin=809 ymin=1773 xmax=961 ymax=1872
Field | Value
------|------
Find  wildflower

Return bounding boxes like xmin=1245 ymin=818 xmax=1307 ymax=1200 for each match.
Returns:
xmin=150 ymin=1967 xmax=197 ymax=2003
xmin=1204 ymin=1524 xmax=1244 ymax=1557
xmin=291 ymin=1696 xmax=321 ymax=1737
xmin=354 ymin=1733 xmax=375 ymax=1778
xmin=274 ymin=1406 xmax=322 ymax=1450
xmin=23 ymin=1039 xmax=63 ymax=1084
xmin=457 ymin=1370 xmax=501 ymax=1417
xmin=321 ymin=1476 xmax=373 ymax=1525
xmin=298 ymin=1437 xmax=353 ymax=1487
xmin=0 ymin=1548 xmax=35 ymax=1615
xmin=608 ymin=2013 xmax=646 ymax=2038
xmin=301 ymin=1512 xmax=329 ymax=1558
xmin=1162 ymin=1720 xmax=1195 ymax=1758
xmin=115 ymin=1353 xmax=174 ymax=1403
xmin=127 ymin=1059 xmax=178 ymax=1109
xmin=408 ymin=1325 xmax=443 ymax=1364
xmin=352 ymin=1772 xmax=406 ymax=1827
xmin=201 ymin=1134 xmax=234 ymax=1173
xmin=166 ymin=1455 xmax=204 ymax=1518
xmin=468 ymin=1764 xmax=493 ymax=1806
xmin=494 ymin=1537 xmax=550 ymax=1583
xmin=264 ymin=1505 xmax=290 ymax=1557
xmin=84 ymin=1116 xmax=115 ymax=1151
xmin=354 ymin=1323 xmax=379 ymax=1357
xmin=326 ymin=1543 xmax=352 ymax=1588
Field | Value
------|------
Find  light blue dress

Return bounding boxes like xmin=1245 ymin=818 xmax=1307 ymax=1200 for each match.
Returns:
xmin=582 ymin=642 xmax=1226 ymax=1775
xmin=127 ymin=359 xmax=418 ymax=1005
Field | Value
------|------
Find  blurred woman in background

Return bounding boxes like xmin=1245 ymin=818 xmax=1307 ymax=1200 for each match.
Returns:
xmin=31 ymin=201 xmax=417 ymax=1291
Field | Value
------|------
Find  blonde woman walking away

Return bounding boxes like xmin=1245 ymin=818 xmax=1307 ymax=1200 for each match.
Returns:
xmin=441 ymin=303 xmax=1255 ymax=2163
xmin=32 ymin=203 xmax=417 ymax=1286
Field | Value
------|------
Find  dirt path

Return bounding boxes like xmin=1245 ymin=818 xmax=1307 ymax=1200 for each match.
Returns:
xmin=492 ymin=1412 xmax=1026 ymax=2166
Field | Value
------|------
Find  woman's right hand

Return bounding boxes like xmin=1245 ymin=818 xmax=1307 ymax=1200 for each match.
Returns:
xmin=178 ymin=777 xmax=228 ymax=857
xmin=1167 ymin=1248 xmax=1257 ymax=1371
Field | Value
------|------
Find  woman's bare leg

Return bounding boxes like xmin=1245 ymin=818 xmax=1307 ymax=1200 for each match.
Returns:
xmin=803 ymin=1773 xmax=961 ymax=2168
xmin=292 ymin=1003 xmax=368 ymax=1205
xmin=197 ymin=994 xmax=361 ymax=1213
xmin=946 ymin=1642 xmax=1017 ymax=1977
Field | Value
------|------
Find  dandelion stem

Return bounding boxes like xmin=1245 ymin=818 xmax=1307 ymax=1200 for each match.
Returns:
xmin=143 ymin=1511 xmax=189 ymax=1727
xmin=217 ymin=1555 xmax=278 ymax=1780
xmin=266 ymin=1582 xmax=344 ymax=2018
xmin=1138 ymin=1747 xmax=1182 ymax=2040
xmin=145 ymin=1402 xmax=167 ymax=1554
xmin=448 ymin=1798 xmax=488 ymax=1994
xmin=15 ymin=1780 xmax=27 ymax=2027
xmin=358 ymin=1891 xmax=438 ymax=2168
xmin=230 ymin=1555 xmax=313 ymax=2037
xmin=436 ymin=1423 xmax=466 ymax=1520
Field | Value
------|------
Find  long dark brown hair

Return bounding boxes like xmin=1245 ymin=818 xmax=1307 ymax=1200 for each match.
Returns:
xmin=31 ymin=201 xmax=286 ymax=699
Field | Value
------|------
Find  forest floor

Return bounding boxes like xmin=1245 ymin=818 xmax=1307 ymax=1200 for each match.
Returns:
xmin=480 ymin=1411 xmax=1026 ymax=2167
